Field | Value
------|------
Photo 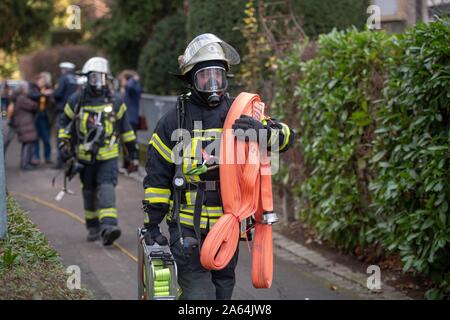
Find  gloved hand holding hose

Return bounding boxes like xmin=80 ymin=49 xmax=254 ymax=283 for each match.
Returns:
xmin=232 ymin=115 xmax=270 ymax=142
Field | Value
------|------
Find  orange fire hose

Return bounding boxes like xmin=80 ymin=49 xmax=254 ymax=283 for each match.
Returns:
xmin=200 ymin=92 xmax=274 ymax=288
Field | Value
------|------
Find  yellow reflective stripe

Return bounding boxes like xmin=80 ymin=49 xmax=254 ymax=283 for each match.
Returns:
xmin=98 ymin=208 xmax=118 ymax=219
xmin=179 ymin=205 xmax=223 ymax=216
xmin=121 ymin=130 xmax=136 ymax=143
xmin=58 ymin=128 xmax=71 ymax=139
xmin=145 ymin=187 xmax=171 ymax=195
xmin=192 ymin=128 xmax=223 ymax=133
xmin=149 ymin=133 xmax=173 ymax=163
xmin=80 ymin=112 xmax=89 ymax=135
xmin=179 ymin=213 xmax=208 ymax=228
xmin=144 ymin=187 xmax=171 ymax=204
xmin=77 ymin=145 xmax=92 ymax=161
xmin=148 ymin=197 xmax=170 ymax=204
xmin=105 ymin=119 xmax=113 ymax=136
xmin=116 ymin=104 xmax=127 ymax=119
xmin=82 ymin=104 xmax=113 ymax=112
xmin=183 ymin=158 xmax=200 ymax=182
xmin=269 ymin=128 xmax=280 ymax=147
xmin=84 ymin=210 xmax=97 ymax=219
xmin=185 ymin=191 xmax=197 ymax=206
xmin=64 ymin=104 xmax=75 ymax=119
xmin=279 ymin=123 xmax=291 ymax=151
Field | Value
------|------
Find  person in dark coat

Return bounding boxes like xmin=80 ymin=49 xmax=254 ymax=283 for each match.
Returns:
xmin=53 ymin=62 xmax=78 ymax=169
xmin=29 ymin=72 xmax=54 ymax=165
xmin=13 ymin=83 xmax=39 ymax=170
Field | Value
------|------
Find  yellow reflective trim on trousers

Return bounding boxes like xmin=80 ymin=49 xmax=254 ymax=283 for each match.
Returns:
xmin=64 ymin=104 xmax=75 ymax=119
xmin=84 ymin=210 xmax=97 ymax=219
xmin=121 ymin=130 xmax=136 ymax=143
xmin=99 ymin=213 xmax=119 ymax=219
xmin=98 ymin=208 xmax=118 ymax=219
xmin=149 ymin=133 xmax=173 ymax=163
xmin=116 ymin=104 xmax=127 ymax=119
xmin=279 ymin=123 xmax=291 ymax=151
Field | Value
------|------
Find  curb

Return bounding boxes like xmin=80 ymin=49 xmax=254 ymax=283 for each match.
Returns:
xmin=272 ymin=231 xmax=411 ymax=300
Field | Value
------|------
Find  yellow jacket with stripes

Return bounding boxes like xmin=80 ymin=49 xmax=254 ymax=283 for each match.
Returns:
xmin=143 ymin=93 xmax=294 ymax=233
xmin=58 ymin=90 xmax=137 ymax=163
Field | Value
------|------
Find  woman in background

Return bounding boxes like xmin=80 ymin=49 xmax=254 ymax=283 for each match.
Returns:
xmin=14 ymin=83 xmax=39 ymax=170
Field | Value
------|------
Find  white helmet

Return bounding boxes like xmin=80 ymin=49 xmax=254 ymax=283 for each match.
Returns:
xmin=82 ymin=57 xmax=110 ymax=75
xmin=178 ymin=33 xmax=240 ymax=75
xmin=59 ymin=62 xmax=75 ymax=70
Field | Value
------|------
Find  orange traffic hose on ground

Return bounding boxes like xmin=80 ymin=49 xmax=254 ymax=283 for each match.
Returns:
xmin=200 ymin=92 xmax=274 ymax=288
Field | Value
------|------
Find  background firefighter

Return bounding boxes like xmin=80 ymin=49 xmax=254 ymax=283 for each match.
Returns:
xmin=58 ymin=57 xmax=139 ymax=246
xmin=142 ymin=34 xmax=295 ymax=300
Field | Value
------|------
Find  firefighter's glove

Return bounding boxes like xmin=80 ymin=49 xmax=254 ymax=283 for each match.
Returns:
xmin=58 ymin=139 xmax=72 ymax=162
xmin=144 ymin=226 xmax=168 ymax=246
xmin=232 ymin=115 xmax=270 ymax=142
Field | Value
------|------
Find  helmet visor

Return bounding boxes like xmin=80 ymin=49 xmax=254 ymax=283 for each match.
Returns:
xmin=87 ymin=72 xmax=106 ymax=88
xmin=193 ymin=67 xmax=227 ymax=93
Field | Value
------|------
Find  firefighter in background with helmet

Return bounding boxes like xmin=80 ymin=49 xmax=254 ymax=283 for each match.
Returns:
xmin=59 ymin=57 xmax=139 ymax=245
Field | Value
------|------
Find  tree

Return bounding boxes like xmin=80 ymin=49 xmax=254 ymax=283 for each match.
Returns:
xmin=138 ymin=13 xmax=187 ymax=95
xmin=0 ymin=0 xmax=55 ymax=53
xmin=88 ymin=0 xmax=183 ymax=73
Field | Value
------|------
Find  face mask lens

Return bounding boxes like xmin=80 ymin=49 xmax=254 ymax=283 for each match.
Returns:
xmin=88 ymin=72 xmax=106 ymax=89
xmin=194 ymin=67 xmax=227 ymax=92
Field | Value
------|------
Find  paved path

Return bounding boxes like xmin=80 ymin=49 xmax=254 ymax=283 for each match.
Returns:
xmin=6 ymin=139 xmax=357 ymax=300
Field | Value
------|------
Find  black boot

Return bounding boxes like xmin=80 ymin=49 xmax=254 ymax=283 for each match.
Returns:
xmin=86 ymin=218 xmax=100 ymax=242
xmin=87 ymin=227 xmax=100 ymax=242
xmin=100 ymin=225 xmax=121 ymax=246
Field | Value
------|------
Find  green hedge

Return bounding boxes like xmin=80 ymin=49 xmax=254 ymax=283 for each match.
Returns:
xmin=138 ymin=13 xmax=187 ymax=95
xmin=276 ymin=28 xmax=397 ymax=250
xmin=275 ymin=19 xmax=450 ymax=298
xmin=369 ymin=19 xmax=450 ymax=299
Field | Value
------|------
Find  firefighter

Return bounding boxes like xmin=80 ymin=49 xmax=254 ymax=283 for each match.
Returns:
xmin=142 ymin=34 xmax=294 ymax=299
xmin=53 ymin=62 xmax=79 ymax=169
xmin=58 ymin=57 xmax=139 ymax=245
